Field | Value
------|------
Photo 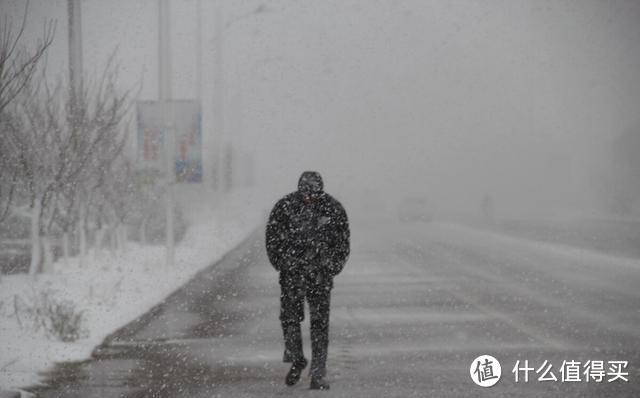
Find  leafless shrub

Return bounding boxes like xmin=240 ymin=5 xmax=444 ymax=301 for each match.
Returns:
xmin=11 ymin=287 xmax=87 ymax=342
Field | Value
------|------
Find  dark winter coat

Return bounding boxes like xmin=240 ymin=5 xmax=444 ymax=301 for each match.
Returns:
xmin=266 ymin=172 xmax=350 ymax=278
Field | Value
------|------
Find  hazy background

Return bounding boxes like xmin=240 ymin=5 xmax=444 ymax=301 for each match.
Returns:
xmin=3 ymin=0 xmax=640 ymax=220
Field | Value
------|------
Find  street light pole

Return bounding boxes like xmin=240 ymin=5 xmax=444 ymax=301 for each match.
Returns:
xmin=159 ymin=0 xmax=175 ymax=267
xmin=196 ymin=0 xmax=202 ymax=102
xmin=67 ymin=0 xmax=82 ymax=97
xmin=212 ymin=3 xmax=270 ymax=193
xmin=213 ymin=0 xmax=225 ymax=192
xmin=67 ymin=0 xmax=88 ymax=270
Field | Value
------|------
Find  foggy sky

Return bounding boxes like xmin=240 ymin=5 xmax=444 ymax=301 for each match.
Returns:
xmin=2 ymin=0 xmax=640 ymax=218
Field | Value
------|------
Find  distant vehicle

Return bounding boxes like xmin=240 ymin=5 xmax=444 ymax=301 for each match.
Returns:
xmin=397 ymin=196 xmax=433 ymax=222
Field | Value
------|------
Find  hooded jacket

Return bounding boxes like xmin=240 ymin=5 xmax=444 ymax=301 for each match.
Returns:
xmin=266 ymin=171 xmax=350 ymax=277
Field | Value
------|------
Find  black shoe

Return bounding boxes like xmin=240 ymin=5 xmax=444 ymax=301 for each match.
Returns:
xmin=285 ymin=358 xmax=308 ymax=386
xmin=310 ymin=376 xmax=330 ymax=390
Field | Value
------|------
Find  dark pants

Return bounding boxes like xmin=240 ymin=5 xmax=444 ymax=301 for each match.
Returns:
xmin=279 ymin=269 xmax=332 ymax=378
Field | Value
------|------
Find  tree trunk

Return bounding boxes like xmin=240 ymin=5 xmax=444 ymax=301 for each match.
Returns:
xmin=95 ymin=226 xmax=106 ymax=260
xmin=63 ymin=231 xmax=70 ymax=266
xmin=114 ymin=224 xmax=123 ymax=253
xmin=119 ymin=224 xmax=128 ymax=252
xmin=42 ymin=235 xmax=54 ymax=273
xmin=78 ymin=204 xmax=87 ymax=267
xmin=28 ymin=198 xmax=42 ymax=276
xmin=74 ymin=227 xmax=80 ymax=254
xmin=139 ymin=216 xmax=148 ymax=245
xmin=109 ymin=224 xmax=117 ymax=255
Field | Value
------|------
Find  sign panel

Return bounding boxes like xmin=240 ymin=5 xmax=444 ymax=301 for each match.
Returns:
xmin=137 ymin=100 xmax=203 ymax=183
xmin=136 ymin=101 xmax=165 ymax=171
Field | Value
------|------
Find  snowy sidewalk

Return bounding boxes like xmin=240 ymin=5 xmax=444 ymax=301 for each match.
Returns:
xmin=0 ymin=197 xmax=262 ymax=393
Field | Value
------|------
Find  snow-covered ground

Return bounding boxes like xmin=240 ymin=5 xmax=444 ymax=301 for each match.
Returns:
xmin=0 ymin=191 xmax=263 ymax=392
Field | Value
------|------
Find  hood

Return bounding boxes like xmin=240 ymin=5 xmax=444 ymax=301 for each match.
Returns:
xmin=298 ymin=171 xmax=324 ymax=194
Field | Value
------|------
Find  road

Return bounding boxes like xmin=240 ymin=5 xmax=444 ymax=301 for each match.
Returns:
xmin=31 ymin=219 xmax=640 ymax=397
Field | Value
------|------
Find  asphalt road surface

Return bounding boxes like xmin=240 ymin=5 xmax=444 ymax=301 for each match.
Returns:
xmin=31 ymin=219 xmax=640 ymax=397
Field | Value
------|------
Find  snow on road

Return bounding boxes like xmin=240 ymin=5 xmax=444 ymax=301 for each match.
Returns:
xmin=27 ymin=217 xmax=640 ymax=397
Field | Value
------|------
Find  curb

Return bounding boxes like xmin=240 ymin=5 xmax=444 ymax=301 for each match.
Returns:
xmin=16 ymin=226 xmax=261 ymax=395
xmin=93 ymin=227 xmax=260 ymax=353
xmin=0 ymin=390 xmax=33 ymax=398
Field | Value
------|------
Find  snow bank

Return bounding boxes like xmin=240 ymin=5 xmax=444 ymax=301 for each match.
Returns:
xmin=0 ymin=191 xmax=263 ymax=391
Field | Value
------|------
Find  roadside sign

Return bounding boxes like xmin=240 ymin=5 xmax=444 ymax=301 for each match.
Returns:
xmin=137 ymin=100 xmax=203 ymax=182
xmin=137 ymin=101 xmax=165 ymax=171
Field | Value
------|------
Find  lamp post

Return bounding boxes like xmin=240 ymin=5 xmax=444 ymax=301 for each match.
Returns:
xmin=211 ymin=3 xmax=270 ymax=193
xmin=67 ymin=0 xmax=82 ymax=99
xmin=158 ymin=0 xmax=174 ymax=267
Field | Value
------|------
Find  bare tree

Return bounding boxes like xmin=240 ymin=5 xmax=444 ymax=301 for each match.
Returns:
xmin=70 ymin=58 xmax=134 ymax=265
xmin=0 ymin=2 xmax=54 ymax=224
xmin=0 ymin=112 xmax=20 ymax=221
xmin=0 ymin=0 xmax=55 ymax=113
xmin=95 ymin=157 xmax=135 ymax=254
xmin=6 ymin=58 xmax=132 ymax=275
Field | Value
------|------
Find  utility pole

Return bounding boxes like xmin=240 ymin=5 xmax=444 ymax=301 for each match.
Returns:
xmin=67 ymin=0 xmax=82 ymax=97
xmin=159 ymin=0 xmax=175 ymax=267
xmin=68 ymin=0 xmax=88 ymax=270
xmin=212 ymin=1 xmax=224 ymax=192
xmin=196 ymin=0 xmax=202 ymax=102
xmin=212 ymin=4 xmax=270 ymax=193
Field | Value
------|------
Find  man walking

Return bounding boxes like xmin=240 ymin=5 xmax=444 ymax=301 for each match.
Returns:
xmin=266 ymin=171 xmax=350 ymax=390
